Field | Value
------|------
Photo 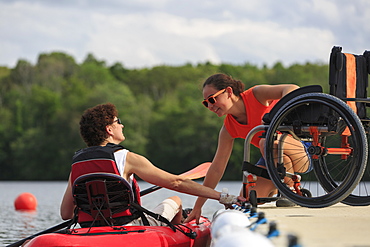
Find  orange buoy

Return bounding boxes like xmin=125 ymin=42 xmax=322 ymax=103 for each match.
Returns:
xmin=14 ymin=192 xmax=38 ymax=211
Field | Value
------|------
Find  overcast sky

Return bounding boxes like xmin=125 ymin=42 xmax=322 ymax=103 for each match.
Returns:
xmin=1 ymin=0 xmax=369 ymax=69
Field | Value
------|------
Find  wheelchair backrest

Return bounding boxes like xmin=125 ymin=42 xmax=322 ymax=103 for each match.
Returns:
xmin=262 ymin=85 xmax=323 ymax=124
xmin=329 ymin=46 xmax=370 ymax=119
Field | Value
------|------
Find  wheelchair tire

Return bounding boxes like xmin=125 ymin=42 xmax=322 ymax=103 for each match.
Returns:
xmin=336 ymin=135 xmax=370 ymax=206
xmin=264 ymin=93 xmax=367 ymax=208
xmin=249 ymin=190 xmax=258 ymax=208
xmin=300 ymin=188 xmax=312 ymax=198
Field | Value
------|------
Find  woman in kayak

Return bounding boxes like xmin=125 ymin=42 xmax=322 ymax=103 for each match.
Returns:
xmin=185 ymin=73 xmax=311 ymax=224
xmin=60 ymin=103 xmax=245 ymax=227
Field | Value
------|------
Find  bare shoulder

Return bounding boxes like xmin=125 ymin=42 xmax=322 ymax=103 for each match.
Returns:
xmin=220 ymin=125 xmax=233 ymax=139
xmin=125 ymin=152 xmax=148 ymax=172
xmin=253 ymin=84 xmax=299 ymax=103
xmin=253 ymin=84 xmax=298 ymax=93
xmin=126 ymin=151 xmax=143 ymax=162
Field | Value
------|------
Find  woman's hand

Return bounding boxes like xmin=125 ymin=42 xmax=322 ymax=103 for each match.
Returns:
xmin=183 ymin=207 xmax=202 ymax=224
xmin=219 ymin=188 xmax=246 ymax=208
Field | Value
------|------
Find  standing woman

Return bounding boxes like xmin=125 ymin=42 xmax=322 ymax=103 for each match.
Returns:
xmin=185 ymin=73 xmax=310 ymax=224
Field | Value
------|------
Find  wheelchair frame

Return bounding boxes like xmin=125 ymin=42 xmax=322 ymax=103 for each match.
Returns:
xmin=242 ymin=47 xmax=370 ymax=208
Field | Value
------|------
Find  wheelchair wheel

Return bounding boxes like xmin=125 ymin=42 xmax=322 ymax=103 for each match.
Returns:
xmin=309 ymin=106 xmax=370 ymax=206
xmin=300 ymin=188 xmax=312 ymax=198
xmin=265 ymin=93 xmax=367 ymax=208
xmin=249 ymin=190 xmax=258 ymax=208
xmin=337 ymin=132 xmax=370 ymax=206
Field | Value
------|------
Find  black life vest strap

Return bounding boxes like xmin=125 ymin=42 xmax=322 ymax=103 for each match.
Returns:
xmin=130 ymin=202 xmax=197 ymax=239
xmin=130 ymin=202 xmax=175 ymax=231
xmin=105 ymin=143 xmax=125 ymax=151
xmin=73 ymin=143 xmax=125 ymax=160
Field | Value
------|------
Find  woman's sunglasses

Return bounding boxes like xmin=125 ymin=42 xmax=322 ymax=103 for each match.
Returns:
xmin=202 ymin=89 xmax=226 ymax=107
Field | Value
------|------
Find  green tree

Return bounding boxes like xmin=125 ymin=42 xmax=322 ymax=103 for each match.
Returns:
xmin=146 ymin=82 xmax=223 ymax=174
xmin=35 ymin=52 xmax=77 ymax=92
xmin=0 ymin=51 xmax=333 ymax=180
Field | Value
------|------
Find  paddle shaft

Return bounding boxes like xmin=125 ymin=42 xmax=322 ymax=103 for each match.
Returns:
xmin=7 ymin=162 xmax=211 ymax=247
xmin=140 ymin=185 xmax=162 ymax=196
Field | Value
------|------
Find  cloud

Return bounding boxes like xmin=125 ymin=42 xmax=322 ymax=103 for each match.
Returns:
xmin=0 ymin=0 xmax=369 ymax=68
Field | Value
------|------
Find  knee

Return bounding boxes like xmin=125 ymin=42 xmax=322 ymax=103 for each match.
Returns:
xmin=168 ymin=196 xmax=182 ymax=206
xmin=259 ymin=139 xmax=266 ymax=155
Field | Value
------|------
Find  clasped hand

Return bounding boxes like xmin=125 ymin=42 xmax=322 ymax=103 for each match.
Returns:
xmin=218 ymin=188 xmax=246 ymax=209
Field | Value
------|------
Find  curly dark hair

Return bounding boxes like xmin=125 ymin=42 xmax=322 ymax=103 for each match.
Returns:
xmin=79 ymin=103 xmax=118 ymax=146
xmin=203 ymin=73 xmax=245 ymax=97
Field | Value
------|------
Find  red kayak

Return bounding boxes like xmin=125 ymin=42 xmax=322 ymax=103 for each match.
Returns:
xmin=24 ymin=216 xmax=211 ymax=247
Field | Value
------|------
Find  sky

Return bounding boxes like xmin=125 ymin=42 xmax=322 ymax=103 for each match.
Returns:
xmin=1 ymin=0 xmax=369 ymax=69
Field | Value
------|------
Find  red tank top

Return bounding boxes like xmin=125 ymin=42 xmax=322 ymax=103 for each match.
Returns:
xmin=224 ymin=87 xmax=277 ymax=147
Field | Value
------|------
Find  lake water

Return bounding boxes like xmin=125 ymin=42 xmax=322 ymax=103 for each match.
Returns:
xmin=2 ymin=180 xmax=369 ymax=246
xmin=0 ymin=180 xmax=241 ymax=246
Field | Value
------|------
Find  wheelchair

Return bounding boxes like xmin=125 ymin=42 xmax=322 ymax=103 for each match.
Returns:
xmin=243 ymin=46 xmax=370 ymax=208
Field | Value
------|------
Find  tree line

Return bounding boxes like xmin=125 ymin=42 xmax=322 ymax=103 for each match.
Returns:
xmin=0 ymin=52 xmax=330 ymax=180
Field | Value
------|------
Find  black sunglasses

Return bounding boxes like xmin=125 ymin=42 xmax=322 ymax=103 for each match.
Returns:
xmin=113 ymin=118 xmax=122 ymax=124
